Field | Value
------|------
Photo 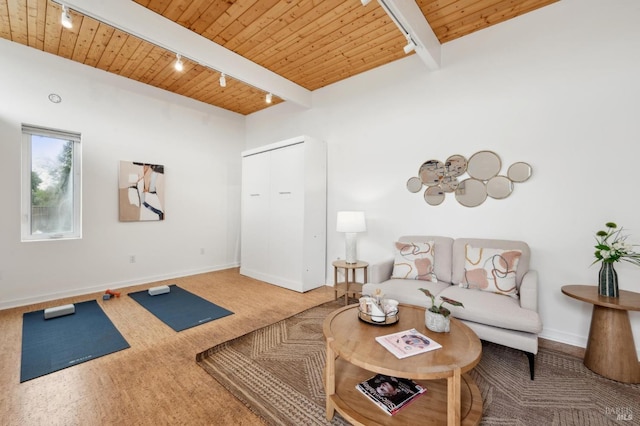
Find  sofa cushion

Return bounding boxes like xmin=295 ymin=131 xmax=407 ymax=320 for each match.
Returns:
xmin=459 ymin=245 xmax=522 ymax=297
xmin=398 ymin=236 xmax=454 ymax=283
xmin=391 ymin=241 xmax=437 ymax=282
xmin=439 ymin=286 xmax=542 ymax=334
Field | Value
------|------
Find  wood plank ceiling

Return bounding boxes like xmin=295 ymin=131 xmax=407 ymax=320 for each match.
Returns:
xmin=0 ymin=0 xmax=558 ymax=115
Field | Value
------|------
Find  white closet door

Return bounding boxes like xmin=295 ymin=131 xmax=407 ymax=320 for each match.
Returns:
xmin=240 ymin=152 xmax=270 ymax=275
xmin=240 ymin=135 xmax=326 ymax=292
xmin=268 ymin=144 xmax=305 ymax=285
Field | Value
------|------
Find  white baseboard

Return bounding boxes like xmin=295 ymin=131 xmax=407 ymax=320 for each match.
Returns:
xmin=238 ymin=267 xmax=326 ymax=293
xmin=540 ymin=328 xmax=587 ymax=349
xmin=0 ymin=263 xmax=239 ymax=310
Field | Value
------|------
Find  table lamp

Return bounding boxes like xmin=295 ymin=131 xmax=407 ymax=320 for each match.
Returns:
xmin=337 ymin=211 xmax=366 ymax=264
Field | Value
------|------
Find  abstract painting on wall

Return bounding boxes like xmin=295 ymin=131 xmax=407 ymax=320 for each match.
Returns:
xmin=118 ymin=161 xmax=165 ymax=222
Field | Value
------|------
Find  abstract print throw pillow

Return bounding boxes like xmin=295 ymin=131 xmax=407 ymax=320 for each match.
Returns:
xmin=460 ymin=245 xmax=522 ymax=297
xmin=391 ymin=241 xmax=437 ymax=282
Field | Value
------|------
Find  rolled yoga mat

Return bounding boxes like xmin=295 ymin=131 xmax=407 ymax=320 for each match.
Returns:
xmin=44 ymin=304 xmax=75 ymax=319
xmin=148 ymin=285 xmax=170 ymax=296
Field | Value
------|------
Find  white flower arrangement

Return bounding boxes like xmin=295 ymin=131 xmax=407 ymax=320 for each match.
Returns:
xmin=593 ymin=222 xmax=640 ymax=267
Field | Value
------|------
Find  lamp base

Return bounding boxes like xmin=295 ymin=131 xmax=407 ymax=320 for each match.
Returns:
xmin=344 ymin=232 xmax=358 ymax=264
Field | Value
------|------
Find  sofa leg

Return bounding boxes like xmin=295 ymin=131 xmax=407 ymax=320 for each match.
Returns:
xmin=525 ymin=352 xmax=535 ymax=380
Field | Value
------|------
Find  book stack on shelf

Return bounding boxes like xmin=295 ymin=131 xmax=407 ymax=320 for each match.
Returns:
xmin=356 ymin=374 xmax=426 ymax=416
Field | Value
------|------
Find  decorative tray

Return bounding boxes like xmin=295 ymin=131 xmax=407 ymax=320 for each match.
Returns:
xmin=358 ymin=309 xmax=399 ymax=326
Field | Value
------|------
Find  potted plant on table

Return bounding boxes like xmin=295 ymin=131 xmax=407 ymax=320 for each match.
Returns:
xmin=419 ymin=288 xmax=464 ymax=333
xmin=592 ymin=222 xmax=640 ymax=297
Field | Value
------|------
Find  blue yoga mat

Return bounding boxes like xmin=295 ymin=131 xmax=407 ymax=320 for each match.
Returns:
xmin=21 ymin=300 xmax=130 ymax=383
xmin=128 ymin=285 xmax=233 ymax=332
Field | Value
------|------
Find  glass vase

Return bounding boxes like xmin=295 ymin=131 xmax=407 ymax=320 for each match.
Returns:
xmin=598 ymin=262 xmax=619 ymax=297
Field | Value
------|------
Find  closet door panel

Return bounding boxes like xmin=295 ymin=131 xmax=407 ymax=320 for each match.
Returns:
xmin=242 ymin=152 xmax=269 ymax=195
xmin=240 ymin=153 xmax=270 ymax=275
xmin=268 ymin=144 xmax=304 ymax=283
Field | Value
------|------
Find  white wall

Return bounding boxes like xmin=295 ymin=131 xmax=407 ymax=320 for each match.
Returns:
xmin=0 ymin=39 xmax=244 ymax=309
xmin=246 ymin=0 xmax=640 ymax=353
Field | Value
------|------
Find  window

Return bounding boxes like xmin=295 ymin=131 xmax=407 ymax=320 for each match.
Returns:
xmin=21 ymin=124 xmax=81 ymax=241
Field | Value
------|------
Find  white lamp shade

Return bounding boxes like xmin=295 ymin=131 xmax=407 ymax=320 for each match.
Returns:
xmin=336 ymin=211 xmax=366 ymax=233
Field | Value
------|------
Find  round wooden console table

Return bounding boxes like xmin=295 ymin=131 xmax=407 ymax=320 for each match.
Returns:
xmin=561 ymin=285 xmax=640 ymax=383
xmin=323 ymin=304 xmax=483 ymax=425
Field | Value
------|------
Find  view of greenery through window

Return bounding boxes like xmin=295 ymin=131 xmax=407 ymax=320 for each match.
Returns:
xmin=30 ymin=135 xmax=73 ymax=234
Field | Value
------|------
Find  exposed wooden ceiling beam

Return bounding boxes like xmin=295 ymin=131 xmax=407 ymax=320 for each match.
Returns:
xmin=56 ymin=0 xmax=313 ymax=109
xmin=375 ymin=0 xmax=441 ymax=70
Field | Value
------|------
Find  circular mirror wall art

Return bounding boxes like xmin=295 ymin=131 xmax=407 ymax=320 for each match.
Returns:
xmin=486 ymin=175 xmax=513 ymax=199
xmin=406 ymin=177 xmax=423 ymax=193
xmin=467 ymin=151 xmax=501 ymax=181
xmin=408 ymin=152 xmax=532 ymax=207
xmin=440 ymin=175 xmax=459 ymax=193
xmin=455 ymin=178 xmax=487 ymax=207
xmin=507 ymin=162 xmax=532 ymax=183
xmin=419 ymin=160 xmax=445 ymax=186
xmin=424 ymin=186 xmax=445 ymax=206
xmin=444 ymin=154 xmax=468 ymax=177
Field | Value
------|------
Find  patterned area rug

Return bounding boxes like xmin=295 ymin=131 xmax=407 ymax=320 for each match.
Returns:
xmin=197 ymin=301 xmax=639 ymax=425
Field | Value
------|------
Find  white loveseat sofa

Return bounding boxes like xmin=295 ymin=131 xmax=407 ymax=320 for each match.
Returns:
xmin=362 ymin=235 xmax=543 ymax=379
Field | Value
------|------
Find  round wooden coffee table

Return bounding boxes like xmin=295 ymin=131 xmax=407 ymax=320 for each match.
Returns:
xmin=323 ymin=304 xmax=483 ymax=426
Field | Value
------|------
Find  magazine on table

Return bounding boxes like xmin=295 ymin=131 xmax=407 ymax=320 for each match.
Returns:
xmin=375 ymin=328 xmax=442 ymax=359
xmin=355 ymin=374 xmax=427 ymax=415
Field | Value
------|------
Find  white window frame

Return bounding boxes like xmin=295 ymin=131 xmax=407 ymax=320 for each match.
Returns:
xmin=21 ymin=124 xmax=82 ymax=241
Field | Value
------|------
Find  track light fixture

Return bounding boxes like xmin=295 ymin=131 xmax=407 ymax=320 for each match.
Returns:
xmin=403 ymin=34 xmax=416 ymax=54
xmin=266 ymin=92 xmax=273 ymax=104
xmin=366 ymin=0 xmax=425 ymax=58
xmin=174 ymin=54 xmax=184 ymax=71
xmin=61 ymin=5 xmax=73 ymax=29
xmin=219 ymin=73 xmax=226 ymax=87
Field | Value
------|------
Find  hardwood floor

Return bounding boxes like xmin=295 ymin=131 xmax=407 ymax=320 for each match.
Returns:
xmin=0 ymin=268 xmax=336 ymax=426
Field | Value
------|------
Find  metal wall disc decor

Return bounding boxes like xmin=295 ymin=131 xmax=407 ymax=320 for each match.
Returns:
xmin=455 ymin=178 xmax=487 ymax=207
xmin=406 ymin=151 xmax=532 ymax=207
xmin=424 ymin=186 xmax=445 ymax=206
xmin=507 ymin=162 xmax=532 ymax=182
xmin=406 ymin=177 xmax=423 ymax=193
xmin=445 ymin=154 xmax=467 ymax=177
xmin=486 ymin=175 xmax=513 ymax=199
xmin=419 ymin=160 xmax=446 ymax=186
xmin=467 ymin=151 xmax=501 ymax=180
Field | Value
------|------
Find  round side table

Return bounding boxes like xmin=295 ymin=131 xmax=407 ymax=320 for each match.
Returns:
xmin=561 ymin=285 xmax=640 ymax=383
xmin=332 ymin=260 xmax=368 ymax=306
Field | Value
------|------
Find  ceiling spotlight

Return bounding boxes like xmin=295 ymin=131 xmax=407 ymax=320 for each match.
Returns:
xmin=266 ymin=92 xmax=273 ymax=104
xmin=219 ymin=73 xmax=226 ymax=87
xmin=174 ymin=54 xmax=184 ymax=71
xmin=403 ymin=35 xmax=416 ymax=54
xmin=361 ymin=0 xmax=372 ymax=5
xmin=61 ymin=5 xmax=73 ymax=29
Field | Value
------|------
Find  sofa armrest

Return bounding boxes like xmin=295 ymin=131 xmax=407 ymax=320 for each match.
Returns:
xmin=519 ymin=270 xmax=538 ymax=312
xmin=367 ymin=258 xmax=394 ymax=284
